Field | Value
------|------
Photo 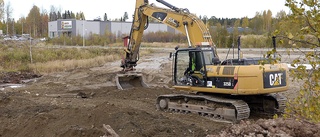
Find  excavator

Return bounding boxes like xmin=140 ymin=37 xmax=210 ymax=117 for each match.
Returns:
xmin=116 ymin=0 xmax=289 ymax=123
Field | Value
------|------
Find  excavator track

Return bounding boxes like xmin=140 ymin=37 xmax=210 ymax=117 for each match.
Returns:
xmin=268 ymin=93 xmax=287 ymax=114
xmin=156 ymin=93 xmax=287 ymax=123
xmin=236 ymin=93 xmax=287 ymax=119
xmin=156 ymin=94 xmax=250 ymax=123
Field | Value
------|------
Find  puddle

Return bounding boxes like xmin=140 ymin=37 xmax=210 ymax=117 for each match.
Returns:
xmin=0 ymin=84 xmax=25 ymax=91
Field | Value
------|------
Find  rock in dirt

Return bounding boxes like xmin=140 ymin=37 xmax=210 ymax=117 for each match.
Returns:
xmin=101 ymin=124 xmax=119 ymax=137
xmin=208 ymin=118 xmax=320 ymax=137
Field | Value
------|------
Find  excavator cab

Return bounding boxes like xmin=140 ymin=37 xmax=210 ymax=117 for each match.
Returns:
xmin=173 ymin=48 xmax=209 ymax=87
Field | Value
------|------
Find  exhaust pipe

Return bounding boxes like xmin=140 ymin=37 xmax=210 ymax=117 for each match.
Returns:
xmin=115 ymin=72 xmax=148 ymax=90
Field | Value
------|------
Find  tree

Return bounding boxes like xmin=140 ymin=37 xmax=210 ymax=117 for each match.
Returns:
xmin=62 ymin=10 xmax=69 ymax=19
xmin=104 ymin=13 xmax=108 ymax=21
xmin=0 ymin=20 xmax=5 ymax=33
xmin=76 ymin=12 xmax=80 ymax=20
xmin=57 ymin=11 xmax=61 ymax=19
xmin=275 ymin=10 xmax=287 ymax=19
xmin=207 ymin=16 xmax=217 ymax=26
xmin=274 ymin=0 xmax=320 ymax=123
xmin=232 ymin=19 xmax=240 ymax=45
xmin=62 ymin=10 xmax=66 ymax=19
xmin=11 ymin=18 xmax=14 ymax=35
xmin=49 ymin=5 xmax=58 ymax=21
xmin=0 ymin=0 xmax=4 ymax=20
xmin=70 ymin=11 xmax=75 ymax=19
xmin=263 ymin=10 xmax=272 ymax=32
xmin=273 ymin=10 xmax=287 ymax=36
xmin=16 ymin=17 xmax=26 ymax=35
xmin=5 ymin=1 xmax=13 ymax=35
xmin=123 ymin=12 xmax=128 ymax=22
xmin=40 ymin=7 xmax=49 ymax=37
xmin=202 ymin=15 xmax=208 ymax=26
xmin=67 ymin=10 xmax=71 ymax=19
xmin=249 ymin=12 xmax=264 ymax=34
xmin=79 ymin=11 xmax=85 ymax=20
xmin=212 ymin=22 xmax=228 ymax=48
xmin=241 ymin=16 xmax=249 ymax=28
xmin=26 ymin=5 xmax=41 ymax=37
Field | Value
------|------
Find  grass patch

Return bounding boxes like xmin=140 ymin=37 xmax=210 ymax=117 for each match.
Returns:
xmin=29 ymin=55 xmax=120 ymax=74
xmin=0 ymin=43 xmax=155 ymax=74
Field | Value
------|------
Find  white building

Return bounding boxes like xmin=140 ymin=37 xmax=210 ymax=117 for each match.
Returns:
xmin=48 ymin=19 xmax=177 ymax=38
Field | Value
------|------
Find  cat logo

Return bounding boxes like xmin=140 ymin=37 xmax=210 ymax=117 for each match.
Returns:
xmin=264 ymin=71 xmax=286 ymax=88
xmin=269 ymin=73 xmax=283 ymax=86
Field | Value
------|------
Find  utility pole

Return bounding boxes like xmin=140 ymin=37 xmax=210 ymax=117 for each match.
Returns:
xmin=12 ymin=18 xmax=15 ymax=36
xmin=6 ymin=19 xmax=8 ymax=36
xmin=83 ymin=20 xmax=85 ymax=47
xmin=22 ymin=22 xmax=23 ymax=35
xmin=29 ymin=32 xmax=33 ymax=64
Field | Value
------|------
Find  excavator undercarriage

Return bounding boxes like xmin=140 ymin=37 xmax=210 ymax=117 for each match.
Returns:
xmin=156 ymin=94 xmax=250 ymax=123
xmin=156 ymin=93 xmax=286 ymax=123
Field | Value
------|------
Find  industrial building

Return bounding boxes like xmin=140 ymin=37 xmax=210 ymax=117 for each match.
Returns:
xmin=48 ymin=19 xmax=177 ymax=38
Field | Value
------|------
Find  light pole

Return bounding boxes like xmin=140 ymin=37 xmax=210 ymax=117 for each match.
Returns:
xmin=85 ymin=29 xmax=87 ymax=46
xmin=29 ymin=33 xmax=33 ymax=64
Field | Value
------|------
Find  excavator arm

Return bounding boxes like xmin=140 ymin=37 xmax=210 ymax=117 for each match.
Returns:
xmin=121 ymin=0 xmax=217 ymax=70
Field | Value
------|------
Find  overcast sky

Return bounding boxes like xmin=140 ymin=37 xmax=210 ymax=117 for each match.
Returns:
xmin=4 ymin=0 xmax=289 ymax=21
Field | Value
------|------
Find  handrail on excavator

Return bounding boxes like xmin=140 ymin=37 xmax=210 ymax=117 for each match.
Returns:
xmin=156 ymin=0 xmax=180 ymax=12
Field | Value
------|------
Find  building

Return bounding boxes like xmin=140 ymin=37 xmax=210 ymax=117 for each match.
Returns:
xmin=48 ymin=19 xmax=177 ymax=38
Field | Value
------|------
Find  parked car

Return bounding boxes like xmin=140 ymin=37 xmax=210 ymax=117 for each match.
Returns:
xmin=4 ymin=37 xmax=11 ymax=41
xmin=18 ymin=37 xmax=28 ymax=41
xmin=40 ymin=37 xmax=47 ymax=41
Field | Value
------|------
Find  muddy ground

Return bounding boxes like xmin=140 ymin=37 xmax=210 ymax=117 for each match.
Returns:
xmin=0 ymin=48 xmax=319 ymax=137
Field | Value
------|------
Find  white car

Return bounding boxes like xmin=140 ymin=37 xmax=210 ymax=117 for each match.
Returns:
xmin=40 ymin=37 xmax=46 ymax=41
xmin=4 ymin=37 xmax=11 ymax=41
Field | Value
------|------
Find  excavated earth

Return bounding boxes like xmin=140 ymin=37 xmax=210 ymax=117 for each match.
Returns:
xmin=0 ymin=48 xmax=319 ymax=137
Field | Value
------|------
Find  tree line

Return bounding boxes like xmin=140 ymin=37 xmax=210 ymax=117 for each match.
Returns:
xmin=0 ymin=0 xmax=287 ymax=40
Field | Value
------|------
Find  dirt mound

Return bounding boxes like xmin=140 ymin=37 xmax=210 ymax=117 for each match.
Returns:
xmin=0 ymin=71 xmax=41 ymax=84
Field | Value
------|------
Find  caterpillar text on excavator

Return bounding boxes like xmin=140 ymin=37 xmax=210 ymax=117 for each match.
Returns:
xmin=115 ymin=0 xmax=289 ymax=123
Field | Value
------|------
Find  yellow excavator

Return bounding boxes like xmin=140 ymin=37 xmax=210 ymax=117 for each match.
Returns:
xmin=116 ymin=0 xmax=289 ymax=123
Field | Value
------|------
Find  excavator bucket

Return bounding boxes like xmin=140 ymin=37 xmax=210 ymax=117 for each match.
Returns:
xmin=115 ymin=72 xmax=148 ymax=90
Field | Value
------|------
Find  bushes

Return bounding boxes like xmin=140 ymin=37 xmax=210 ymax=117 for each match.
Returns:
xmin=49 ymin=33 xmax=118 ymax=46
xmin=0 ymin=46 xmax=31 ymax=71
xmin=48 ymin=31 xmax=188 ymax=46
xmin=142 ymin=31 xmax=187 ymax=43
xmin=240 ymin=35 xmax=270 ymax=48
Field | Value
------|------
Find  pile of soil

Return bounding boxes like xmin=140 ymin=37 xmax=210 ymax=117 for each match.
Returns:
xmin=0 ymin=71 xmax=41 ymax=84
